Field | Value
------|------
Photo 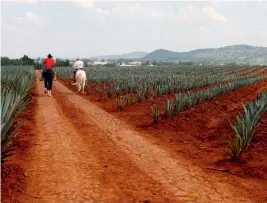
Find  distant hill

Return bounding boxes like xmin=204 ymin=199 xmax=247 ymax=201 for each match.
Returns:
xmin=143 ymin=45 xmax=267 ymax=65
xmin=89 ymin=51 xmax=148 ymax=60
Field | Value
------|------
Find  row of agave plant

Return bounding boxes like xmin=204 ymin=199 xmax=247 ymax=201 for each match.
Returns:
xmin=229 ymin=91 xmax=267 ymax=159
xmin=89 ymin=70 xmax=265 ymax=111
xmin=151 ymin=75 xmax=267 ymax=124
xmin=1 ymin=66 xmax=35 ymax=163
xmin=55 ymin=65 xmax=263 ymax=103
xmin=56 ymin=64 xmax=241 ymax=89
xmin=111 ymin=66 xmax=264 ymax=101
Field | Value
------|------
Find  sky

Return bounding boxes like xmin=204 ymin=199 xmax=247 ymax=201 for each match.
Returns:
xmin=1 ymin=0 xmax=267 ymax=59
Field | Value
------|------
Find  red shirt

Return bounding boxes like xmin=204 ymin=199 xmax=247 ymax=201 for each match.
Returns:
xmin=43 ymin=58 xmax=55 ymax=68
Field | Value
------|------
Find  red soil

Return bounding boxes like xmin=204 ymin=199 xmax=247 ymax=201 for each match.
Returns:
xmin=4 ymin=71 xmax=256 ymax=202
xmin=256 ymin=68 xmax=267 ymax=77
xmin=59 ymin=76 xmax=267 ymax=202
xmin=2 ymin=70 xmax=266 ymax=202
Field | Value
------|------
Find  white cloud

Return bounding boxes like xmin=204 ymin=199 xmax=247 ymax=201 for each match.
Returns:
xmin=2 ymin=1 xmax=267 ymax=58
xmin=24 ymin=11 xmax=42 ymax=25
xmin=10 ymin=11 xmax=43 ymax=27
xmin=4 ymin=0 xmax=37 ymax=3
xmin=199 ymin=26 xmax=210 ymax=34
xmin=151 ymin=12 xmax=163 ymax=18
xmin=240 ymin=1 xmax=249 ymax=7
xmin=111 ymin=7 xmax=119 ymax=12
xmin=23 ymin=0 xmax=37 ymax=4
xmin=122 ymin=4 xmax=204 ymax=24
xmin=2 ymin=24 xmax=20 ymax=32
xmin=148 ymin=5 xmax=205 ymax=24
xmin=96 ymin=8 xmax=111 ymax=15
xmin=129 ymin=3 xmax=140 ymax=13
xmin=26 ymin=11 xmax=34 ymax=18
xmin=72 ymin=0 xmax=93 ymax=8
xmin=201 ymin=7 xmax=227 ymax=22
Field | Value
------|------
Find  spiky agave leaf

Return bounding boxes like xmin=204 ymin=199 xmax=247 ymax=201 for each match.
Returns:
xmin=151 ymin=104 xmax=160 ymax=124
xmin=228 ymin=92 xmax=267 ymax=158
xmin=164 ymin=100 xmax=174 ymax=117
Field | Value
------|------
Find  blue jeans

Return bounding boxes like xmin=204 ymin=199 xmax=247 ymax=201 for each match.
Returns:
xmin=43 ymin=69 xmax=54 ymax=90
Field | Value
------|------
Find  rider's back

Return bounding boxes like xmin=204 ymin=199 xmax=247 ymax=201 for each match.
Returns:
xmin=74 ymin=60 xmax=84 ymax=69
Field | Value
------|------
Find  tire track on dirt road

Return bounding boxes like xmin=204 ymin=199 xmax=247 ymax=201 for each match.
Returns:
xmin=51 ymin=76 xmax=253 ymax=203
xmin=20 ymin=72 xmax=178 ymax=203
xmin=21 ymin=76 xmax=123 ymax=203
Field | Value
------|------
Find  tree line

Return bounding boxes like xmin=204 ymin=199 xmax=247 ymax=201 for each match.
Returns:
xmin=1 ymin=55 xmax=70 ymax=69
xmin=1 ymin=55 xmax=35 ymax=66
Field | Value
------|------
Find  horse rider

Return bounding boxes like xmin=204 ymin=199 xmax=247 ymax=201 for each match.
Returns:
xmin=41 ymin=58 xmax=56 ymax=81
xmin=73 ymin=57 xmax=84 ymax=82
xmin=42 ymin=54 xmax=56 ymax=96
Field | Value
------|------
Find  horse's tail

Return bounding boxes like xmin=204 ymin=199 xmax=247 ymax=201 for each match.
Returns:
xmin=81 ymin=75 xmax=86 ymax=83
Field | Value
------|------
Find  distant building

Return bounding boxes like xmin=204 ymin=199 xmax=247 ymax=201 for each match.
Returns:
xmin=128 ymin=61 xmax=142 ymax=66
xmin=119 ymin=61 xmax=143 ymax=67
xmin=93 ymin=61 xmax=108 ymax=66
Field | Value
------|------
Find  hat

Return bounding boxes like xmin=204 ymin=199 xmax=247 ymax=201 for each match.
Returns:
xmin=76 ymin=56 xmax=80 ymax=60
xmin=47 ymin=54 xmax=52 ymax=58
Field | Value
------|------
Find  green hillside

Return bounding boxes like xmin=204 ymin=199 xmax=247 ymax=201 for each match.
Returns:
xmin=143 ymin=45 xmax=267 ymax=65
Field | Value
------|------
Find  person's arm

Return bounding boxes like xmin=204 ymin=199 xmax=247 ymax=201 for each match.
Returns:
xmin=73 ymin=61 xmax=77 ymax=69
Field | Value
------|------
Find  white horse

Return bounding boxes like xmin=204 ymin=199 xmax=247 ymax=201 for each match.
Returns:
xmin=71 ymin=69 xmax=86 ymax=94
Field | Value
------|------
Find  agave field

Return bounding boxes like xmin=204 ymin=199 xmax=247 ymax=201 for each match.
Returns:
xmin=1 ymin=66 xmax=35 ymax=163
xmin=56 ymin=65 xmax=265 ymax=95
xmin=56 ymin=64 xmax=267 ymax=162
xmin=55 ymin=65 xmax=266 ymax=114
xmin=1 ymin=63 xmax=266 ymax=203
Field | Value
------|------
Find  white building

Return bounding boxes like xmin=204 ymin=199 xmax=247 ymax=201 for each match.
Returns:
xmin=119 ymin=61 xmax=143 ymax=67
xmin=93 ymin=61 xmax=108 ymax=66
xmin=128 ymin=62 xmax=142 ymax=66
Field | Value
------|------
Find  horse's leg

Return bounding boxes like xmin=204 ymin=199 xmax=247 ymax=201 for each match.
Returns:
xmin=81 ymin=78 xmax=85 ymax=94
xmin=77 ymin=82 xmax=81 ymax=92
xmin=43 ymin=73 xmax=48 ymax=93
xmin=74 ymin=70 xmax=77 ymax=82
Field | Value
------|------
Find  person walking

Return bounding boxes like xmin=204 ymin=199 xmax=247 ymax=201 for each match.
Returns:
xmin=43 ymin=54 xmax=55 ymax=96
xmin=73 ymin=57 xmax=84 ymax=82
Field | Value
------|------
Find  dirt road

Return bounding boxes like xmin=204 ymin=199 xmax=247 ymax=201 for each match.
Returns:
xmin=19 ymin=71 xmax=253 ymax=203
